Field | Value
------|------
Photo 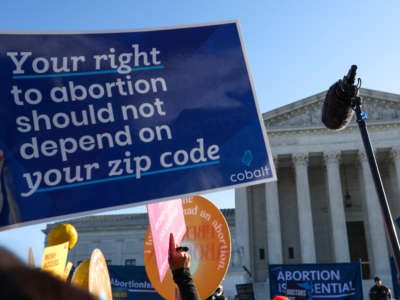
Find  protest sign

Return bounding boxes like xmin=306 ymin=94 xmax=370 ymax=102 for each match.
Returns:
xmin=0 ymin=21 xmax=275 ymax=228
xmin=41 ymin=241 xmax=69 ymax=278
xmin=285 ymin=280 xmax=308 ymax=300
xmin=146 ymin=198 xmax=186 ymax=282
xmin=236 ymin=283 xmax=255 ymax=300
xmin=108 ymin=265 xmax=163 ymax=300
xmin=88 ymin=249 xmax=113 ymax=300
xmin=144 ymin=195 xmax=231 ymax=299
xmin=269 ymin=262 xmax=363 ymax=300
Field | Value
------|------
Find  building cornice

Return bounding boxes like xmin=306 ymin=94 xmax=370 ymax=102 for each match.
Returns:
xmin=43 ymin=209 xmax=236 ymax=234
xmin=266 ymin=121 xmax=400 ymax=136
xmin=262 ymin=87 xmax=400 ymax=121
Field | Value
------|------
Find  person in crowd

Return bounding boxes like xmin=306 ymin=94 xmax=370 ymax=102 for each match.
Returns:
xmin=3 ymin=266 xmax=98 ymax=300
xmin=369 ymin=276 xmax=392 ymax=300
xmin=169 ymin=233 xmax=200 ymax=300
xmin=0 ymin=245 xmax=25 ymax=269
xmin=0 ymin=247 xmax=98 ymax=300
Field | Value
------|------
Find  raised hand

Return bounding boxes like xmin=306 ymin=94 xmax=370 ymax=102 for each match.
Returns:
xmin=169 ymin=233 xmax=190 ymax=271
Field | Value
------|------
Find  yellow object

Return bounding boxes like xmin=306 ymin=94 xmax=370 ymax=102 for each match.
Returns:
xmin=71 ymin=259 xmax=90 ymax=290
xmin=70 ymin=249 xmax=113 ymax=300
xmin=41 ymin=242 xmax=69 ymax=279
xmin=48 ymin=223 xmax=78 ymax=249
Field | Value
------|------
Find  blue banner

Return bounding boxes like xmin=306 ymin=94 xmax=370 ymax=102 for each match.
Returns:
xmin=108 ymin=265 xmax=162 ymax=300
xmin=269 ymin=262 xmax=363 ymax=300
xmin=0 ymin=21 xmax=275 ymax=227
xmin=390 ymin=257 xmax=400 ymax=300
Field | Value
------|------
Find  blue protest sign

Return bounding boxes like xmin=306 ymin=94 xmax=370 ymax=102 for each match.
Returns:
xmin=108 ymin=265 xmax=162 ymax=300
xmin=0 ymin=21 xmax=275 ymax=228
xmin=269 ymin=262 xmax=363 ymax=300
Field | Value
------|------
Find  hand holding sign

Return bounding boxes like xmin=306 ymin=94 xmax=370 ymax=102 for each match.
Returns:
xmin=169 ymin=233 xmax=191 ymax=271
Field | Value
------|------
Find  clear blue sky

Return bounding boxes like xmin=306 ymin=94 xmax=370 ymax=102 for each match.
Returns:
xmin=1 ymin=0 xmax=400 ymax=265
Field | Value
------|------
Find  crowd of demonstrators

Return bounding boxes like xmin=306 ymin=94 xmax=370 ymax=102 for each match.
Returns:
xmin=2 ymin=149 xmax=249 ymax=300
xmin=0 ymin=233 xmax=200 ymax=300
xmin=369 ymin=276 xmax=392 ymax=300
xmin=0 ymin=151 xmax=97 ymax=299
xmin=0 ymin=232 xmax=200 ymax=300
xmin=0 ymin=150 xmax=199 ymax=300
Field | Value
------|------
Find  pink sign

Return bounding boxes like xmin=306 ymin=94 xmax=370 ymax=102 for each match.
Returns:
xmin=147 ymin=199 xmax=186 ymax=282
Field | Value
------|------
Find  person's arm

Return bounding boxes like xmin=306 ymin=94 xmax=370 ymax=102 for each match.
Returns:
xmin=386 ymin=287 xmax=392 ymax=299
xmin=169 ymin=233 xmax=200 ymax=300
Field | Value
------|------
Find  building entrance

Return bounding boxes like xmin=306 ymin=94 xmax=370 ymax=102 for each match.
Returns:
xmin=347 ymin=221 xmax=370 ymax=279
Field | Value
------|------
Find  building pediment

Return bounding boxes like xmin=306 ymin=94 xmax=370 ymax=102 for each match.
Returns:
xmin=263 ymin=88 xmax=400 ymax=131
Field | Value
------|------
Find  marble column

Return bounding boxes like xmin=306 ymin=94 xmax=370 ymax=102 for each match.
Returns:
xmin=324 ymin=151 xmax=350 ymax=262
xmin=265 ymin=156 xmax=283 ymax=264
xmin=392 ymin=148 xmax=400 ymax=182
xmin=391 ymin=148 xmax=400 ymax=217
xmin=116 ymin=240 xmax=124 ymax=265
xmin=235 ymin=187 xmax=252 ymax=276
xmin=359 ymin=151 xmax=391 ymax=277
xmin=293 ymin=153 xmax=316 ymax=263
xmin=389 ymin=147 xmax=400 ymax=263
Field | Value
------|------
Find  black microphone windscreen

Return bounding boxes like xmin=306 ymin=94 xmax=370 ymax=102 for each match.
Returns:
xmin=321 ymin=82 xmax=354 ymax=130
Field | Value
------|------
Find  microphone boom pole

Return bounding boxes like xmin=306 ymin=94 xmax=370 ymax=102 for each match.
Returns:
xmin=323 ymin=65 xmax=400 ymax=278
xmin=352 ymin=95 xmax=400 ymax=277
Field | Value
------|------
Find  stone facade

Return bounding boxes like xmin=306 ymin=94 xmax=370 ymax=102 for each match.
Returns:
xmin=44 ymin=88 xmax=400 ymax=300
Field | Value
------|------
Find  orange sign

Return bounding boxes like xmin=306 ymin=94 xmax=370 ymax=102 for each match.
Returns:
xmin=89 ymin=249 xmax=113 ymax=300
xmin=41 ymin=241 xmax=69 ymax=278
xmin=144 ymin=195 xmax=231 ymax=300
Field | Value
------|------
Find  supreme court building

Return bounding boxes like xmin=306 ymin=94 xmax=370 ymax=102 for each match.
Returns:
xmin=45 ymin=88 xmax=400 ymax=299
xmin=235 ymin=87 xmax=400 ymax=298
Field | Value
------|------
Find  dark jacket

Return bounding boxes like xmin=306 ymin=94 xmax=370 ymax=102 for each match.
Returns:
xmin=172 ymin=268 xmax=201 ymax=300
xmin=369 ymin=284 xmax=392 ymax=300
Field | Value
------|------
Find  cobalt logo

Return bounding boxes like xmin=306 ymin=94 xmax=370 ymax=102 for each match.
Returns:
xmin=242 ymin=150 xmax=253 ymax=166
xmin=230 ymin=165 xmax=270 ymax=182
xmin=230 ymin=150 xmax=270 ymax=182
